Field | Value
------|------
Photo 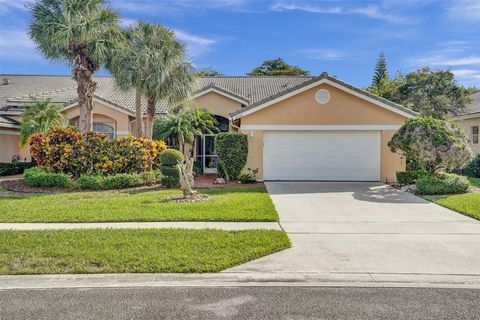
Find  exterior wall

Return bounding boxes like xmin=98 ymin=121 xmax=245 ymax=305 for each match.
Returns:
xmin=240 ymin=83 xmax=408 ymax=182
xmin=0 ymin=130 xmax=20 ymax=162
xmin=193 ymin=92 xmax=242 ymax=131
xmin=63 ymin=101 xmax=134 ymax=138
xmin=456 ymin=117 xmax=480 ymax=155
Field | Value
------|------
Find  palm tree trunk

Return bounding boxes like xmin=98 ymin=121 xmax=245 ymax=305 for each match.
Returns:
xmin=134 ymin=89 xmax=143 ymax=137
xmin=73 ymin=53 xmax=96 ymax=133
xmin=145 ymin=95 xmax=156 ymax=139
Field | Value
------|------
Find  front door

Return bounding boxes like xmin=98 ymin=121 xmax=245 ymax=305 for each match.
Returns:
xmin=202 ymin=134 xmax=218 ymax=173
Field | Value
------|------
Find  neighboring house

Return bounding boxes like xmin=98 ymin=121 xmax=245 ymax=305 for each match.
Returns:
xmin=0 ymin=73 xmax=417 ymax=182
xmin=454 ymin=90 xmax=480 ymax=155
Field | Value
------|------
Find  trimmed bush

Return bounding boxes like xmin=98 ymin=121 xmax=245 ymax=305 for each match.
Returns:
xmin=78 ymin=175 xmax=103 ymax=190
xmin=24 ymin=167 xmax=71 ymax=188
xmin=30 ymin=127 xmax=167 ymax=177
xmin=160 ymin=149 xmax=185 ymax=166
xmin=159 ymin=149 xmax=183 ymax=188
xmin=78 ymin=171 xmax=162 ymax=190
xmin=215 ymin=132 xmax=248 ymax=180
xmin=161 ymin=176 xmax=179 ymax=188
xmin=0 ymin=162 xmax=34 ymax=177
xmin=464 ymin=155 xmax=480 ymax=178
xmin=416 ymin=173 xmax=470 ymax=195
xmin=102 ymin=173 xmax=143 ymax=190
xmin=396 ymin=170 xmax=430 ymax=185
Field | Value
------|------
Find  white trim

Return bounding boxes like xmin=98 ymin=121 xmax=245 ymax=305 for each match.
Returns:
xmin=240 ymin=125 xmax=402 ymax=131
xmin=64 ymin=98 xmax=135 ymax=116
xmin=232 ymin=78 xmax=415 ymax=120
xmin=0 ymin=130 xmax=20 ymax=135
xmin=454 ymin=113 xmax=480 ymax=120
xmin=0 ymin=123 xmax=20 ymax=129
xmin=194 ymin=88 xmax=249 ymax=104
xmin=116 ymin=130 xmax=130 ymax=135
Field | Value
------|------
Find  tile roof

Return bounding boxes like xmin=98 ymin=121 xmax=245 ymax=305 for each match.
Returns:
xmin=230 ymin=72 xmax=417 ymax=118
xmin=0 ymin=74 xmax=314 ymax=115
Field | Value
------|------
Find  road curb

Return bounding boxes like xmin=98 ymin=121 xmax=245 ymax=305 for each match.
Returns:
xmin=1 ymin=272 xmax=479 ymax=290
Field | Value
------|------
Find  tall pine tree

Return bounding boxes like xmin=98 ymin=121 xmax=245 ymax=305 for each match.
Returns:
xmin=371 ymin=52 xmax=388 ymax=89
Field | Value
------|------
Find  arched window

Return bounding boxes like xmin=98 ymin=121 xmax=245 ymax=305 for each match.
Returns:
xmin=93 ymin=123 xmax=115 ymax=139
xmin=214 ymin=115 xmax=229 ymax=132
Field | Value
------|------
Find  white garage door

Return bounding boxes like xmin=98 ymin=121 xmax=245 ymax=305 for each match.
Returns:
xmin=263 ymin=131 xmax=381 ymax=181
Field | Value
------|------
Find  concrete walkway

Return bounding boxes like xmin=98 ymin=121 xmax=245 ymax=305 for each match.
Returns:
xmin=227 ymin=182 xmax=480 ymax=281
xmin=0 ymin=221 xmax=281 ymax=231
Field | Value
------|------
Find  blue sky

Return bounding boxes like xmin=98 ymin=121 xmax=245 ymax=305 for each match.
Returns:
xmin=0 ymin=0 xmax=479 ymax=88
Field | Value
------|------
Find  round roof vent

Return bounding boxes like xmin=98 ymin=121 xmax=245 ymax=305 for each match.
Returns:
xmin=315 ymin=89 xmax=331 ymax=104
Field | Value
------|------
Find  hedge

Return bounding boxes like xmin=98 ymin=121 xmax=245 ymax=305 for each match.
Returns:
xmin=396 ymin=170 xmax=430 ymax=185
xmin=464 ymin=155 xmax=480 ymax=178
xmin=24 ymin=167 xmax=71 ymax=188
xmin=30 ymin=127 xmax=167 ymax=177
xmin=78 ymin=171 xmax=162 ymax=190
xmin=416 ymin=173 xmax=470 ymax=195
xmin=215 ymin=132 xmax=248 ymax=180
xmin=0 ymin=162 xmax=34 ymax=177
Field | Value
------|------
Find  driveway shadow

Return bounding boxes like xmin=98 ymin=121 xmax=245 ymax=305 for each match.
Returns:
xmin=266 ymin=182 xmax=428 ymax=204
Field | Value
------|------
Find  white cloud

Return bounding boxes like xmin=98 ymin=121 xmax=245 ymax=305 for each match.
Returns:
xmin=173 ymin=29 xmax=217 ymax=59
xmin=0 ymin=28 xmax=39 ymax=60
xmin=451 ymin=69 xmax=480 ymax=87
xmin=300 ymin=49 xmax=346 ymax=61
xmin=412 ymin=55 xmax=480 ymax=67
xmin=111 ymin=0 xmax=248 ymax=14
xmin=447 ymin=0 xmax=480 ymax=21
xmin=119 ymin=18 xmax=136 ymax=28
xmin=270 ymin=1 xmax=413 ymax=24
xmin=0 ymin=0 xmax=29 ymax=16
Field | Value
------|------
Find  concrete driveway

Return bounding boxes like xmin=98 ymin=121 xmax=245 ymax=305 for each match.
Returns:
xmin=228 ymin=182 xmax=480 ymax=278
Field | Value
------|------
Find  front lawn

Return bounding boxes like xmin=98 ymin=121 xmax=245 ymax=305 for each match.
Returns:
xmin=424 ymin=193 xmax=480 ymax=221
xmin=0 ymin=187 xmax=278 ymax=222
xmin=468 ymin=177 xmax=480 ymax=187
xmin=0 ymin=229 xmax=290 ymax=274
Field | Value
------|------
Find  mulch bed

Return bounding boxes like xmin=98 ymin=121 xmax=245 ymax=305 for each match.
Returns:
xmin=0 ymin=179 xmax=68 ymax=194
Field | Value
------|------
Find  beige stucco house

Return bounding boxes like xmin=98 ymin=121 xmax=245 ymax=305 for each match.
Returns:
xmin=0 ymin=73 xmax=418 ymax=182
xmin=454 ymin=91 xmax=480 ymax=155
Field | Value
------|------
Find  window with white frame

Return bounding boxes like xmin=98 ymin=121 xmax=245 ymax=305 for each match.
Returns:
xmin=472 ymin=126 xmax=479 ymax=144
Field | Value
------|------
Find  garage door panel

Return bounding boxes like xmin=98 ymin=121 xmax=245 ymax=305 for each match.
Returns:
xmin=263 ymin=131 xmax=380 ymax=181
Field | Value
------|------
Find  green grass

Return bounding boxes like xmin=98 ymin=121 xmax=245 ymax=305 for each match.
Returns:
xmin=468 ymin=177 xmax=480 ymax=187
xmin=0 ymin=186 xmax=7 ymax=192
xmin=0 ymin=228 xmax=290 ymax=275
xmin=425 ymin=193 xmax=480 ymax=220
xmin=0 ymin=187 xmax=278 ymax=222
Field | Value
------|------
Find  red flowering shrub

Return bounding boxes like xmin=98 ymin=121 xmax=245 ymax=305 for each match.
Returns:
xmin=30 ymin=127 xmax=167 ymax=177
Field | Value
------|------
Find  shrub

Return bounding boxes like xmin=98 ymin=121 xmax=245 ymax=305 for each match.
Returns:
xmin=416 ymin=173 xmax=470 ymax=195
xmin=215 ymin=132 xmax=248 ymax=180
xmin=396 ymin=170 xmax=430 ymax=185
xmin=388 ymin=116 xmax=473 ymax=174
xmin=78 ymin=175 xmax=103 ymax=190
xmin=30 ymin=127 xmax=167 ymax=177
xmin=0 ymin=162 xmax=34 ymax=176
xmin=464 ymin=155 xmax=480 ymax=178
xmin=102 ymin=173 xmax=143 ymax=190
xmin=159 ymin=149 xmax=183 ymax=188
xmin=238 ymin=168 xmax=259 ymax=184
xmin=139 ymin=171 xmax=162 ymax=185
xmin=24 ymin=167 xmax=71 ymax=188
xmin=161 ymin=176 xmax=179 ymax=188
xmin=160 ymin=149 xmax=185 ymax=166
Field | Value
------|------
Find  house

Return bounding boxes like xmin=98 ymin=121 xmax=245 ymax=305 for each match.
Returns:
xmin=454 ymin=90 xmax=480 ymax=155
xmin=0 ymin=73 xmax=417 ymax=182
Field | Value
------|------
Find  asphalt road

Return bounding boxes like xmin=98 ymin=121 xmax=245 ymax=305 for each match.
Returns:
xmin=0 ymin=287 xmax=478 ymax=320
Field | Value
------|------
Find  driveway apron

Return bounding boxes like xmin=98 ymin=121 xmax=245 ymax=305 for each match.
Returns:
xmin=227 ymin=182 xmax=480 ymax=276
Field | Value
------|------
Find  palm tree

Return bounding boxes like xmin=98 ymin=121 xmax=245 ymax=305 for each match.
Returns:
xmin=107 ymin=21 xmax=195 ymax=139
xmin=29 ymin=0 xmax=122 ymax=133
xmin=20 ymin=99 xmax=66 ymax=146
xmin=154 ymin=107 xmax=218 ymax=156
